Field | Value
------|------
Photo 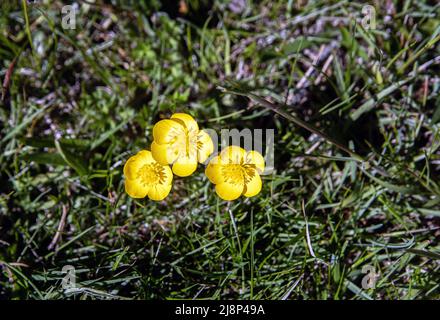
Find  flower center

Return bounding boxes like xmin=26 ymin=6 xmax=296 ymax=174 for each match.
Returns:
xmin=221 ymin=163 xmax=256 ymax=185
xmin=137 ymin=163 xmax=166 ymax=185
xmin=169 ymin=129 xmax=197 ymax=158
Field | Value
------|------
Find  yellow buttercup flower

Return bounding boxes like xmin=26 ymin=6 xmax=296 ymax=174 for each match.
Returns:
xmin=151 ymin=113 xmax=214 ymax=177
xmin=205 ymin=146 xmax=265 ymax=201
xmin=123 ymin=150 xmax=173 ymax=201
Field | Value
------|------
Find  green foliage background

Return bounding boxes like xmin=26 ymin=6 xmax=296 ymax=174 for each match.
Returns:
xmin=1 ymin=0 xmax=440 ymax=299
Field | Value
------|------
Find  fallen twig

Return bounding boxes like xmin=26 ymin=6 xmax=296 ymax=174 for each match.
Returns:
xmin=48 ymin=204 xmax=69 ymax=250
xmin=1 ymin=57 xmax=17 ymax=101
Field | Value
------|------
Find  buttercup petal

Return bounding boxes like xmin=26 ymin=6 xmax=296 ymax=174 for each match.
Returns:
xmin=148 ymin=184 xmax=172 ymax=201
xmin=220 ymin=146 xmax=246 ymax=163
xmin=172 ymin=155 xmax=198 ymax=177
xmin=153 ymin=119 xmax=184 ymax=144
xmin=125 ymin=178 xmax=150 ymax=199
xmin=171 ymin=113 xmax=199 ymax=133
xmin=123 ymin=150 xmax=154 ymax=180
xmin=136 ymin=150 xmax=155 ymax=163
xmin=151 ymin=141 xmax=179 ymax=165
xmin=197 ymin=130 xmax=214 ymax=163
xmin=243 ymin=172 xmax=262 ymax=198
xmin=123 ymin=156 xmax=142 ymax=180
xmin=160 ymin=164 xmax=173 ymax=186
xmin=205 ymin=156 xmax=224 ymax=184
xmin=246 ymin=150 xmax=265 ymax=173
xmin=123 ymin=149 xmax=174 ymax=201
xmin=215 ymin=181 xmax=244 ymax=201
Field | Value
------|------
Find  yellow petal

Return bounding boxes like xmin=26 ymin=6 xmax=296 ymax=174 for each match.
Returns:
xmin=205 ymin=156 xmax=224 ymax=184
xmin=171 ymin=113 xmax=199 ymax=133
xmin=153 ymin=119 xmax=184 ymax=144
xmin=172 ymin=155 xmax=198 ymax=177
xmin=215 ymin=181 xmax=244 ymax=201
xmin=160 ymin=164 xmax=173 ymax=185
xmin=151 ymin=141 xmax=179 ymax=165
xmin=123 ymin=150 xmax=154 ymax=180
xmin=123 ymin=157 xmax=141 ymax=180
xmin=243 ymin=172 xmax=262 ymax=198
xmin=148 ymin=184 xmax=172 ymax=201
xmin=220 ymin=146 xmax=246 ymax=163
xmin=136 ymin=150 xmax=155 ymax=163
xmin=125 ymin=178 xmax=150 ymax=198
xmin=197 ymin=130 xmax=214 ymax=163
xmin=246 ymin=150 xmax=265 ymax=173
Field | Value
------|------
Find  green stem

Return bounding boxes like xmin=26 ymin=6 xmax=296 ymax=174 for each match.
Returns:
xmin=21 ymin=0 xmax=35 ymax=54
